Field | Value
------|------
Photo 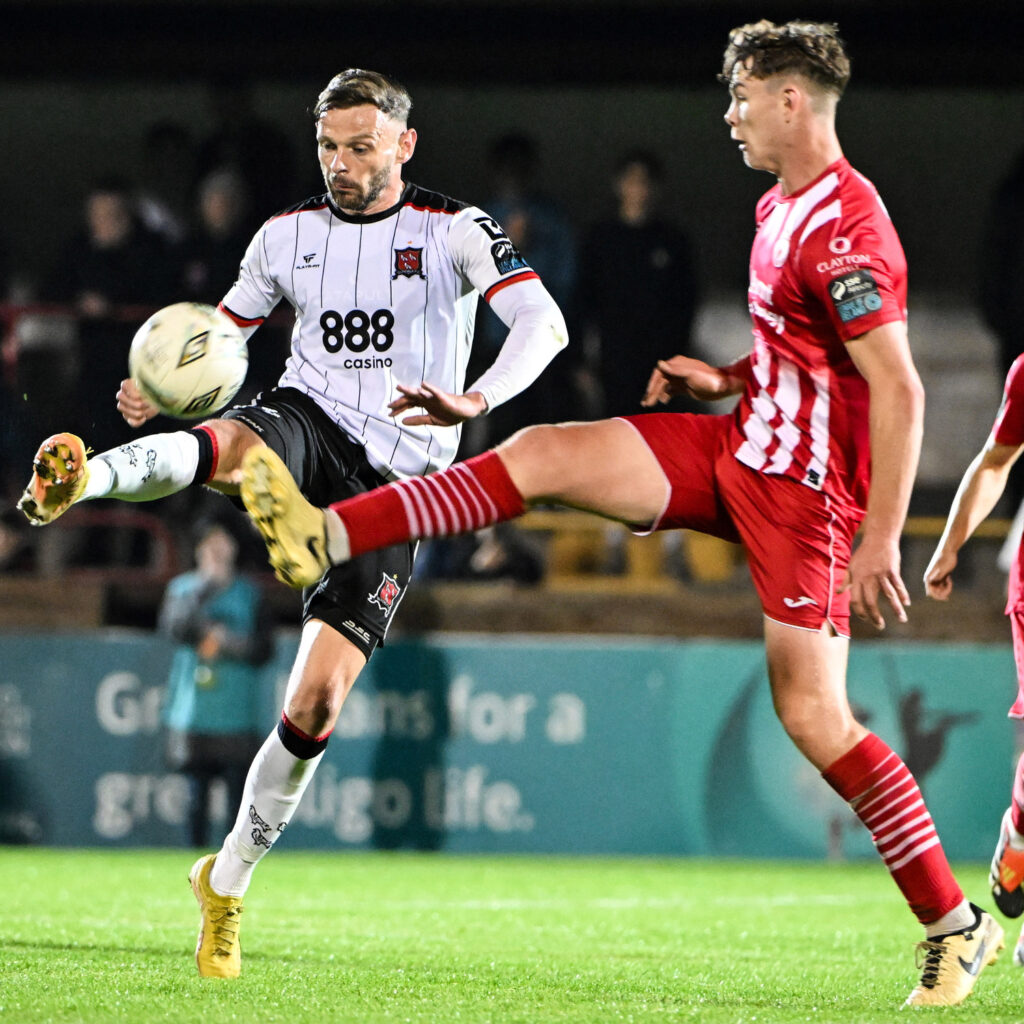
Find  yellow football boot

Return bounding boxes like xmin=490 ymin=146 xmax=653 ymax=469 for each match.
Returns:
xmin=17 ymin=432 xmax=90 ymax=526
xmin=904 ymin=904 xmax=1003 ymax=1007
xmin=240 ymin=446 xmax=329 ymax=589
xmin=189 ymin=854 xmax=243 ymax=979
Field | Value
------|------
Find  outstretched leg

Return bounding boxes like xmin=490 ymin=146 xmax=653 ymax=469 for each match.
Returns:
xmin=241 ymin=419 xmax=670 ymax=587
xmin=18 ymin=419 xmax=265 ymax=526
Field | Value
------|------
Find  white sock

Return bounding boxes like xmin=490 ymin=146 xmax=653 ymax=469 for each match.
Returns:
xmin=324 ymin=508 xmax=351 ymax=563
xmin=209 ymin=728 xmax=324 ymax=897
xmin=925 ymin=898 xmax=976 ymax=938
xmin=82 ymin=433 xmax=201 ymax=502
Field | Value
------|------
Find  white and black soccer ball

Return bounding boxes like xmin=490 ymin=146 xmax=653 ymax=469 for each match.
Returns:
xmin=128 ymin=302 xmax=248 ymax=419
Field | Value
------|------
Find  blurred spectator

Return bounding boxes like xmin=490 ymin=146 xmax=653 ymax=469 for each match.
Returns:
xmin=46 ymin=177 xmax=175 ymax=450
xmin=159 ymin=518 xmax=273 ymax=848
xmin=193 ymin=78 xmax=299 ymax=231
xmin=177 ymin=168 xmax=288 ymax=398
xmin=50 ymin=177 xmax=172 ymax=318
xmin=136 ymin=120 xmax=196 ymax=246
xmin=577 ymin=150 xmax=700 ymax=418
xmin=465 ymin=131 xmax=578 ymax=453
xmin=179 ymin=169 xmax=251 ymax=305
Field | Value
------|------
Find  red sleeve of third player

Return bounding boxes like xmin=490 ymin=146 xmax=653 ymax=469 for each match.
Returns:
xmin=993 ymin=355 xmax=1024 ymax=446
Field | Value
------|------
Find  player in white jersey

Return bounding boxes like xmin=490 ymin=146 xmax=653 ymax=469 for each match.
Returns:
xmin=17 ymin=68 xmax=567 ymax=978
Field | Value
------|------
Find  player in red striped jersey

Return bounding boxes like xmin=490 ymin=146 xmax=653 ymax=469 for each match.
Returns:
xmin=239 ymin=22 xmax=1001 ymax=1007
xmin=18 ymin=68 xmax=568 ymax=979
xmin=925 ymin=352 xmax=1024 ymax=968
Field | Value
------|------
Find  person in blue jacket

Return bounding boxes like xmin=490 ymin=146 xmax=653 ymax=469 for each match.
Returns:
xmin=160 ymin=517 xmax=273 ymax=847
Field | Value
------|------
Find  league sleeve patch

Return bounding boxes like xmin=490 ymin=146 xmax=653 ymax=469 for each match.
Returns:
xmin=828 ymin=268 xmax=884 ymax=323
xmin=491 ymin=239 xmax=530 ymax=276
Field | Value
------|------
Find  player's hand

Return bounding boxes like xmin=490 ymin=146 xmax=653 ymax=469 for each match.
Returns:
xmin=641 ymin=356 xmax=734 ymax=406
xmin=923 ymin=548 xmax=958 ymax=601
xmin=837 ymin=534 xmax=910 ymax=630
xmin=388 ymin=382 xmax=487 ymax=426
xmin=117 ymin=377 xmax=160 ymax=428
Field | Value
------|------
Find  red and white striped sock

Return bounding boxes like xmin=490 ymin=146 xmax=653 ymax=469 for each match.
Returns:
xmin=328 ymin=450 xmax=526 ymax=559
xmin=823 ymin=732 xmax=964 ymax=925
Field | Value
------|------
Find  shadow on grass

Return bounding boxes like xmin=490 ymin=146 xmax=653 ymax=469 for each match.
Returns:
xmin=0 ymin=936 xmax=281 ymax=964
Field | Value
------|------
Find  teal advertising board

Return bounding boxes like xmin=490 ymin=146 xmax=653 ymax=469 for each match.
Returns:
xmin=0 ymin=630 xmax=1015 ymax=860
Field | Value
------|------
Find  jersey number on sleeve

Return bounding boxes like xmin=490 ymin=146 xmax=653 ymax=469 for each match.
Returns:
xmin=320 ymin=308 xmax=395 ymax=353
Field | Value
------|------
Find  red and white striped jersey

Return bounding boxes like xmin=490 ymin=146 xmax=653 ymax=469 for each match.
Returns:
xmin=220 ymin=183 xmax=551 ymax=480
xmin=730 ymin=157 xmax=908 ymax=516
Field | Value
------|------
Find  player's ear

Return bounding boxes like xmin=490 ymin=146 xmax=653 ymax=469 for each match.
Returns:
xmin=781 ymin=83 xmax=803 ymax=119
xmin=397 ymin=127 xmax=417 ymax=164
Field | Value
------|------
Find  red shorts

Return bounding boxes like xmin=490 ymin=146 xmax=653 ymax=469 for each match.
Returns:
xmin=621 ymin=412 xmax=860 ymax=636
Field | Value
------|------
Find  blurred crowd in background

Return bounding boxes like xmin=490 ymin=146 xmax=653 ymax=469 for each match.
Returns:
xmin=2 ymin=84 xmax=1024 ymax=606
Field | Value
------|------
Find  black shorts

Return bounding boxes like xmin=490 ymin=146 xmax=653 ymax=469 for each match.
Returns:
xmin=223 ymin=387 xmax=415 ymax=660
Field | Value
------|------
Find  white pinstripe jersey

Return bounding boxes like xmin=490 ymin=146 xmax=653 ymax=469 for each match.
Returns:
xmin=221 ymin=183 xmax=539 ymax=480
xmin=732 ymin=157 xmax=907 ymax=517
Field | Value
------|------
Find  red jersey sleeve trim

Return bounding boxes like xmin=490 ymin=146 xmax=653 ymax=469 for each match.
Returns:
xmin=483 ymin=270 xmax=540 ymax=303
xmin=219 ymin=302 xmax=265 ymax=328
xmin=404 ymin=201 xmax=459 ymax=216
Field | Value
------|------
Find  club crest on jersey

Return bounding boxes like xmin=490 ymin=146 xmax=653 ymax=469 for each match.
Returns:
xmin=178 ymin=330 xmax=209 ymax=367
xmin=368 ymin=572 xmax=403 ymax=615
xmin=393 ymin=246 xmax=425 ymax=279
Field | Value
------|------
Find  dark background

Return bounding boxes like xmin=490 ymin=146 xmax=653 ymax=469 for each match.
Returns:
xmin=3 ymin=0 xmax=1022 ymax=294
xmin=3 ymin=0 xmax=1022 ymax=88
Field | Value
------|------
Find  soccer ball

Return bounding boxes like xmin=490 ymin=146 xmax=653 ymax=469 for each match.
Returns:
xmin=129 ymin=302 xmax=248 ymax=419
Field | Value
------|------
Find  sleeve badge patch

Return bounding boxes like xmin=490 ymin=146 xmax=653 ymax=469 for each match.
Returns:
xmin=491 ymin=239 xmax=530 ymax=276
xmin=829 ymin=268 xmax=883 ymax=323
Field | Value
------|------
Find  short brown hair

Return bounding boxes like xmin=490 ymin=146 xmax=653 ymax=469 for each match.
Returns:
xmin=313 ymin=69 xmax=412 ymax=123
xmin=720 ymin=20 xmax=851 ymax=98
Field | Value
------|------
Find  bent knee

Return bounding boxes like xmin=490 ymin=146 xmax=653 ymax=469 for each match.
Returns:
xmin=775 ymin=702 xmax=864 ymax=769
xmin=201 ymin=419 xmax=264 ymax=489
xmin=286 ymin=683 xmax=347 ymax=737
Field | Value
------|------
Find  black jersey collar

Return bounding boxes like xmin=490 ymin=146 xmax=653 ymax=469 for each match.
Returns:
xmin=325 ymin=182 xmax=414 ymax=224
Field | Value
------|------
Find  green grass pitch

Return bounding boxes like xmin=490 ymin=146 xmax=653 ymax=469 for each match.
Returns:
xmin=0 ymin=849 xmax=1020 ymax=1023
